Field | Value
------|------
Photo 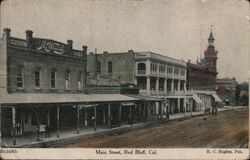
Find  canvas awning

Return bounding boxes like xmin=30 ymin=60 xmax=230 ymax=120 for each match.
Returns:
xmin=126 ymin=94 xmax=163 ymax=102
xmin=192 ymin=94 xmax=203 ymax=104
xmin=212 ymin=94 xmax=222 ymax=103
xmin=121 ymin=102 xmax=135 ymax=106
xmin=0 ymin=92 xmax=140 ymax=105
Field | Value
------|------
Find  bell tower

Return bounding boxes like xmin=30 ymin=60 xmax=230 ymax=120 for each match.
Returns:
xmin=204 ymin=25 xmax=218 ymax=71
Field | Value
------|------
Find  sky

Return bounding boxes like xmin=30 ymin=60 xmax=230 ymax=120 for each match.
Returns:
xmin=0 ymin=0 xmax=249 ymax=82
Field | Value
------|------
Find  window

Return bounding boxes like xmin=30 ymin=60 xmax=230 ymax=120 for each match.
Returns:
xmin=78 ymin=72 xmax=83 ymax=91
xmin=51 ymin=71 xmax=56 ymax=89
xmin=108 ymin=61 xmax=112 ymax=73
xmin=34 ymin=70 xmax=40 ymax=88
xmin=65 ymin=71 xmax=70 ymax=90
xmin=16 ymin=67 xmax=24 ymax=88
xmin=97 ymin=61 xmax=101 ymax=73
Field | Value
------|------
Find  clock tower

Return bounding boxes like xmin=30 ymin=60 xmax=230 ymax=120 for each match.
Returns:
xmin=204 ymin=27 xmax=218 ymax=72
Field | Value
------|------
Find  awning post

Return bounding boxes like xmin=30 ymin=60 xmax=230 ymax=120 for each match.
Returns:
xmin=108 ymin=104 xmax=111 ymax=128
xmin=77 ymin=106 xmax=80 ymax=134
xmin=119 ymin=104 xmax=121 ymax=127
xmin=94 ymin=107 xmax=96 ymax=131
xmin=36 ymin=109 xmax=40 ymax=141
xmin=46 ymin=109 xmax=51 ymax=138
xmin=57 ymin=106 xmax=60 ymax=138
xmin=84 ymin=108 xmax=88 ymax=127
xmin=129 ymin=105 xmax=132 ymax=126
xmin=12 ymin=106 xmax=16 ymax=145
xmin=103 ymin=107 xmax=106 ymax=124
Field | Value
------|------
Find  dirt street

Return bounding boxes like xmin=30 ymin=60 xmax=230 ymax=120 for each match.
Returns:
xmin=69 ymin=108 xmax=249 ymax=148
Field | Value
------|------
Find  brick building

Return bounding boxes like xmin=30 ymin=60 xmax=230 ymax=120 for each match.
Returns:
xmin=185 ymin=30 xmax=222 ymax=110
xmin=216 ymin=78 xmax=236 ymax=105
xmin=187 ymin=30 xmax=218 ymax=91
xmin=0 ymin=28 xmax=140 ymax=147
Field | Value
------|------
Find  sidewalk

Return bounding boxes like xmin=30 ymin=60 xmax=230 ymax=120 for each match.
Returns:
xmin=1 ymin=106 xmax=244 ymax=148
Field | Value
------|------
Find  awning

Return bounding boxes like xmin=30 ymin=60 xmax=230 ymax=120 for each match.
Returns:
xmin=126 ymin=94 xmax=163 ymax=102
xmin=212 ymin=94 xmax=222 ymax=103
xmin=121 ymin=102 xmax=135 ymax=106
xmin=0 ymin=92 xmax=140 ymax=105
xmin=78 ymin=104 xmax=99 ymax=108
xmin=192 ymin=94 xmax=203 ymax=104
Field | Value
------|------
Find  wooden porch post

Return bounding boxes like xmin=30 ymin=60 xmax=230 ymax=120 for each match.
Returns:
xmin=160 ymin=102 xmax=163 ymax=120
xmin=108 ymin=104 xmax=111 ymax=128
xmin=47 ymin=109 xmax=51 ymax=138
xmin=103 ymin=107 xmax=106 ymax=124
xmin=36 ymin=109 xmax=40 ymax=142
xmin=77 ymin=106 xmax=80 ymax=134
xmin=0 ymin=104 xmax=1 ymax=145
xmin=139 ymin=103 xmax=142 ymax=122
xmin=57 ymin=106 xmax=60 ymax=138
xmin=119 ymin=104 xmax=121 ymax=127
xmin=12 ymin=106 xmax=16 ymax=145
xmin=129 ymin=105 xmax=132 ymax=126
xmin=84 ymin=108 xmax=88 ymax=127
xmin=94 ymin=107 xmax=97 ymax=131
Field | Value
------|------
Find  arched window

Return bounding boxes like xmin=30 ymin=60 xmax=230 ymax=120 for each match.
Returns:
xmin=138 ymin=63 xmax=146 ymax=74
xmin=34 ymin=67 xmax=41 ymax=88
xmin=50 ymin=69 xmax=57 ymax=89
xmin=77 ymin=71 xmax=83 ymax=91
xmin=16 ymin=66 xmax=24 ymax=88
xmin=65 ymin=70 xmax=71 ymax=90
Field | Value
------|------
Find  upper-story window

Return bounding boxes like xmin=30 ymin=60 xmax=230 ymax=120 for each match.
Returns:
xmin=159 ymin=65 xmax=165 ymax=73
xmin=97 ymin=61 xmax=101 ymax=73
xmin=174 ymin=67 xmax=179 ymax=75
xmin=65 ymin=70 xmax=71 ymax=90
xmin=108 ymin=61 xmax=112 ymax=73
xmin=77 ymin=71 xmax=83 ymax=91
xmin=180 ymin=69 xmax=185 ymax=76
xmin=16 ymin=66 xmax=24 ymax=88
xmin=34 ymin=68 xmax=41 ymax=88
xmin=50 ymin=70 xmax=56 ymax=89
xmin=138 ymin=63 xmax=146 ymax=74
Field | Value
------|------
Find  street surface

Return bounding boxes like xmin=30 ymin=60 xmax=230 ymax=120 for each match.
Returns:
xmin=69 ymin=108 xmax=248 ymax=148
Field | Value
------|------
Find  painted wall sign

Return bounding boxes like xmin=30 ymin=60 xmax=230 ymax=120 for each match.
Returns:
xmin=36 ymin=40 xmax=65 ymax=54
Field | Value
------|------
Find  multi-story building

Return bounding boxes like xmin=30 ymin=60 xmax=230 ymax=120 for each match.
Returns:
xmin=186 ymin=30 xmax=222 ymax=110
xmin=0 ymin=28 xmax=139 ymax=147
xmin=216 ymin=78 xmax=236 ymax=105
xmin=87 ymin=51 xmax=194 ymax=115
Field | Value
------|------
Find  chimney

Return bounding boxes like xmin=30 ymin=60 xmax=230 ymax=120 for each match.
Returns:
xmin=82 ymin=45 xmax=88 ymax=57
xmin=103 ymin=51 xmax=108 ymax=54
xmin=3 ymin=28 xmax=11 ymax=37
xmin=67 ymin=40 xmax=73 ymax=54
xmin=25 ymin=30 xmax=33 ymax=48
xmin=128 ymin=50 xmax=134 ymax=53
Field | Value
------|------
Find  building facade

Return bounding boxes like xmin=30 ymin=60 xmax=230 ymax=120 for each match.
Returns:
xmin=186 ymin=30 xmax=221 ymax=110
xmin=0 ymin=29 xmax=140 ymax=147
xmin=87 ymin=50 xmax=195 ymax=115
xmin=216 ymin=78 xmax=236 ymax=105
